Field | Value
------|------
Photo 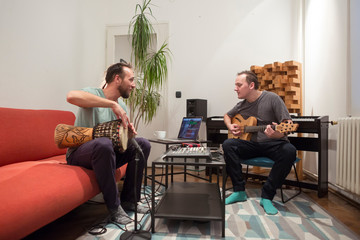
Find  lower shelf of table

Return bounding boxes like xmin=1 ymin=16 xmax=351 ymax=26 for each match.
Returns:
xmin=154 ymin=182 xmax=223 ymax=221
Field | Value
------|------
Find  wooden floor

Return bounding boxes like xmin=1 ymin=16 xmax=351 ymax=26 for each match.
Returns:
xmin=25 ymin=167 xmax=360 ymax=240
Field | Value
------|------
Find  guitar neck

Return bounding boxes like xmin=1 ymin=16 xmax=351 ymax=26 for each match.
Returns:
xmin=244 ymin=125 xmax=275 ymax=133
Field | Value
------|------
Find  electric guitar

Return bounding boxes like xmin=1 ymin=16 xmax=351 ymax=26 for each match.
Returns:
xmin=228 ymin=114 xmax=298 ymax=140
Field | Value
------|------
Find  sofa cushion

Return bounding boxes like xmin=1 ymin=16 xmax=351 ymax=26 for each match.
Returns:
xmin=0 ymin=108 xmax=75 ymax=167
xmin=0 ymin=155 xmax=127 ymax=239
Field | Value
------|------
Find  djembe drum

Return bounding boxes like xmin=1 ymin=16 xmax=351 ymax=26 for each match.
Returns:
xmin=54 ymin=119 xmax=129 ymax=152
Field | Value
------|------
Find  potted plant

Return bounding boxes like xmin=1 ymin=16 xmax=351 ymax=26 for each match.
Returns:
xmin=127 ymin=0 xmax=171 ymax=130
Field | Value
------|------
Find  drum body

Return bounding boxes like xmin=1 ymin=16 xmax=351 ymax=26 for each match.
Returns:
xmin=54 ymin=119 xmax=128 ymax=152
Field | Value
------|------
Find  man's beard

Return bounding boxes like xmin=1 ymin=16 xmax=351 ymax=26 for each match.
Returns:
xmin=118 ymin=85 xmax=130 ymax=99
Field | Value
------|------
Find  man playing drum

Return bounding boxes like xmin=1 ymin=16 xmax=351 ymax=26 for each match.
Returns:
xmin=66 ymin=62 xmax=151 ymax=225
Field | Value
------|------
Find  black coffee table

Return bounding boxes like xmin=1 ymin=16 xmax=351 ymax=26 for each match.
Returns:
xmin=150 ymin=149 xmax=226 ymax=237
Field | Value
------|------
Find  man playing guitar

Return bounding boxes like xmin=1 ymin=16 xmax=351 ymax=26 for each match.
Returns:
xmin=223 ymin=70 xmax=297 ymax=215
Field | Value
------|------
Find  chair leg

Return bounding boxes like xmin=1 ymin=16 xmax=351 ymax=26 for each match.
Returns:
xmin=245 ymin=165 xmax=249 ymax=181
xmin=224 ymin=174 xmax=233 ymax=191
xmin=281 ymin=164 xmax=302 ymax=203
xmin=224 ymin=165 xmax=250 ymax=192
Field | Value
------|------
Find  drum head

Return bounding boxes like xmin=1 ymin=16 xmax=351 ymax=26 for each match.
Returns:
xmin=118 ymin=125 xmax=128 ymax=152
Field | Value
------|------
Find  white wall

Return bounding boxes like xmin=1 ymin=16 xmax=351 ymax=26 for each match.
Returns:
xmin=303 ymin=0 xmax=349 ymax=183
xmin=350 ymin=0 xmax=360 ymax=116
xmin=0 ymin=0 xmax=136 ymax=112
xmin=153 ymin=0 xmax=301 ymax=138
xmin=0 ymin=0 xmax=356 ymax=186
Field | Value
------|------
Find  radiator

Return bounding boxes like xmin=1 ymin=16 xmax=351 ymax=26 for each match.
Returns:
xmin=336 ymin=117 xmax=360 ymax=194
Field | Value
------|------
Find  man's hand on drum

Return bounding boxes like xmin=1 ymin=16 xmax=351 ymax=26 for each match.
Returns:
xmin=112 ymin=103 xmax=130 ymax=129
xmin=128 ymin=123 xmax=137 ymax=139
xmin=112 ymin=103 xmax=137 ymax=137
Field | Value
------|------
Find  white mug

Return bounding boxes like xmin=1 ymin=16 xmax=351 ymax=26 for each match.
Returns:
xmin=154 ymin=131 xmax=166 ymax=139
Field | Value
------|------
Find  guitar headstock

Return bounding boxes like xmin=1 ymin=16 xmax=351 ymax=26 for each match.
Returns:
xmin=275 ymin=122 xmax=299 ymax=135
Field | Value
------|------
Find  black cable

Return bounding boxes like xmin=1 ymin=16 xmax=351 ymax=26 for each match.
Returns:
xmin=86 ymin=184 xmax=165 ymax=236
xmin=86 ymin=215 xmax=127 ymax=236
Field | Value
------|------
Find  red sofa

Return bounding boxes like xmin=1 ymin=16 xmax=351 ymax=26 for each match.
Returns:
xmin=0 ymin=107 xmax=127 ymax=239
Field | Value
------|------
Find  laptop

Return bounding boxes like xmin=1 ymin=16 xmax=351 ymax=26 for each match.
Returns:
xmin=162 ymin=117 xmax=202 ymax=142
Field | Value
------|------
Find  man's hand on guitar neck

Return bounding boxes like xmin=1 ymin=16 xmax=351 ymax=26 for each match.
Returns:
xmin=264 ymin=120 xmax=293 ymax=139
xmin=264 ymin=123 xmax=282 ymax=139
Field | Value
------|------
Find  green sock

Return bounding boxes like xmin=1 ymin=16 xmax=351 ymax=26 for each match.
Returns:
xmin=260 ymin=198 xmax=278 ymax=215
xmin=225 ymin=191 xmax=247 ymax=205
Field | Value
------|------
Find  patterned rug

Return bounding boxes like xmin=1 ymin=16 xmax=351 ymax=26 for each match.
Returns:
xmin=77 ymin=186 xmax=358 ymax=240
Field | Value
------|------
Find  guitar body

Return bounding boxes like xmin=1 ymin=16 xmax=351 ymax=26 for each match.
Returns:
xmin=228 ymin=113 xmax=299 ymax=141
xmin=228 ymin=114 xmax=257 ymax=140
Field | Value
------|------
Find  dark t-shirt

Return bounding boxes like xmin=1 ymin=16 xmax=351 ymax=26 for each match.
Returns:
xmin=227 ymin=91 xmax=291 ymax=142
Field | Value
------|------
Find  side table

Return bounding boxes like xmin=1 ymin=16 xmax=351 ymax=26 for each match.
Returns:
xmin=146 ymin=139 xmax=209 ymax=186
xmin=150 ymin=152 xmax=226 ymax=237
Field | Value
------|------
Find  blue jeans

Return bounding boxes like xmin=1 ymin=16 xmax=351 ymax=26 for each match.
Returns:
xmin=67 ymin=137 xmax=151 ymax=209
xmin=222 ymin=138 xmax=296 ymax=200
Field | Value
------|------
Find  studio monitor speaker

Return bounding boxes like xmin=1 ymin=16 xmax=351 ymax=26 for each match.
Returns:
xmin=186 ymin=99 xmax=207 ymax=120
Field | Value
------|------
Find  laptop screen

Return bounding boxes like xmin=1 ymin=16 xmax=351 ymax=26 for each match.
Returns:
xmin=177 ymin=117 xmax=202 ymax=140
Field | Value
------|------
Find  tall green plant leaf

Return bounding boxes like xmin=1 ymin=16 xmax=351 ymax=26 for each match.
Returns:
xmin=129 ymin=0 xmax=155 ymax=72
xmin=127 ymin=0 xmax=171 ymax=129
xmin=145 ymin=42 xmax=170 ymax=90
